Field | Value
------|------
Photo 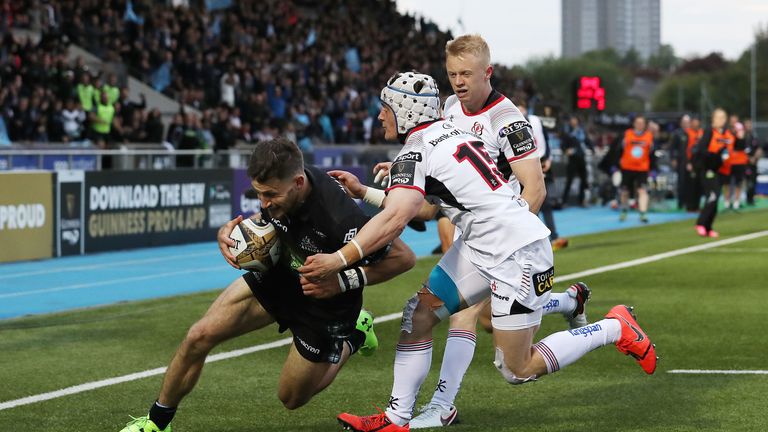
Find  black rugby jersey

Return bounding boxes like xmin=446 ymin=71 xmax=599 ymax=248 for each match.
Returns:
xmin=258 ymin=165 xmax=389 ymax=319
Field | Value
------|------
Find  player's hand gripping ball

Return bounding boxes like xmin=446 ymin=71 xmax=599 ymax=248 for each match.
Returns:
xmin=228 ymin=217 xmax=281 ymax=272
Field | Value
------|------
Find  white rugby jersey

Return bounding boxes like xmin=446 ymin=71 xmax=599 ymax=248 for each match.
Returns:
xmin=443 ymin=90 xmax=538 ymax=191
xmin=386 ymin=120 xmax=550 ymax=267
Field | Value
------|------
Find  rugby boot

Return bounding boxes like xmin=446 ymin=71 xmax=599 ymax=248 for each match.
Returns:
xmin=356 ymin=309 xmax=378 ymax=356
xmin=566 ymin=282 xmax=591 ymax=329
xmin=605 ymin=305 xmax=657 ymax=374
xmin=119 ymin=416 xmax=170 ymax=432
xmin=551 ymin=237 xmax=569 ymax=252
xmin=338 ymin=408 xmax=409 ymax=432
xmin=409 ymin=403 xmax=459 ymax=429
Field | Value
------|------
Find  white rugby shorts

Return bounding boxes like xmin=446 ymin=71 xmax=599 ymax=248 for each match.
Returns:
xmin=427 ymin=237 xmax=554 ymax=330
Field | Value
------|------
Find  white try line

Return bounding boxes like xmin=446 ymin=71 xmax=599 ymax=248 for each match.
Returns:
xmin=2 ymin=230 xmax=767 ymax=411
xmin=668 ymin=370 xmax=768 ymax=375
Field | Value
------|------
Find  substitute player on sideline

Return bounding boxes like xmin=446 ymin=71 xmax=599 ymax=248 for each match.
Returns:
xmin=300 ymin=71 xmax=657 ymax=432
xmin=614 ymin=115 xmax=656 ymax=223
xmin=117 ymin=137 xmax=415 ymax=432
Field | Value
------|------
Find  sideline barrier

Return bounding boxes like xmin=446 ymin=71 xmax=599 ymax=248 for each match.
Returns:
xmin=1 ymin=165 xmax=368 ymax=263
xmin=0 ymin=171 xmax=54 ymax=262
xmin=83 ymin=169 xmax=232 ymax=253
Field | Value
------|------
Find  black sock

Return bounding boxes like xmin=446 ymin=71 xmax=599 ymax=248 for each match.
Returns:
xmin=149 ymin=400 xmax=177 ymax=430
xmin=347 ymin=329 xmax=366 ymax=354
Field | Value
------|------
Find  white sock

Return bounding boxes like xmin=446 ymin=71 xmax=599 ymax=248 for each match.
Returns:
xmin=429 ymin=330 xmax=476 ymax=410
xmin=541 ymin=292 xmax=576 ymax=315
xmin=386 ymin=339 xmax=433 ymax=425
xmin=533 ymin=318 xmax=621 ymax=373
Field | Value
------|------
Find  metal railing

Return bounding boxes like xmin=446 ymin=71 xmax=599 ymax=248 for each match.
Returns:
xmin=0 ymin=147 xmax=216 ymax=170
xmin=0 ymin=143 xmax=404 ymax=171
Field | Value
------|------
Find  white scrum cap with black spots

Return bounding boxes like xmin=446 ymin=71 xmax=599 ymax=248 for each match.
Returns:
xmin=381 ymin=71 xmax=441 ymax=134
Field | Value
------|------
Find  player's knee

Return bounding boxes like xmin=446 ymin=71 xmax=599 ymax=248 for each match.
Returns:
xmin=278 ymin=389 xmax=308 ymax=410
xmin=402 ymin=280 xmax=453 ymax=336
xmin=183 ymin=321 xmax=217 ymax=355
xmin=401 ymin=248 xmax=417 ymax=271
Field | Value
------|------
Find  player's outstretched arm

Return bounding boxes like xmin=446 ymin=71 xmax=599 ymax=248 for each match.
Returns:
xmin=299 ymin=187 xmax=423 ymax=282
xmin=217 ymin=215 xmax=243 ymax=269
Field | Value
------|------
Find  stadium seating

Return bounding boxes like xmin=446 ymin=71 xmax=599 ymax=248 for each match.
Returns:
xmin=2 ymin=0 xmax=531 ymax=148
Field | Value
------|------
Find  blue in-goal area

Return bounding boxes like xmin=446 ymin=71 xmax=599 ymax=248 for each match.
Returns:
xmin=0 ymin=206 xmax=694 ymax=320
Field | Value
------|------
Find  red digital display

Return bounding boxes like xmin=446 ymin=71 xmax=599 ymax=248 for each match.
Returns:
xmin=576 ymin=76 xmax=605 ymax=111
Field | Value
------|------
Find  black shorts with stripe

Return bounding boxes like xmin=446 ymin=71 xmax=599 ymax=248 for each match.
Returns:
xmin=242 ymin=266 xmax=359 ymax=364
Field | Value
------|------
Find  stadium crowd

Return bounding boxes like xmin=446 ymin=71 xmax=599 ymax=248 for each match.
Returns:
xmin=1 ymin=0 xmax=535 ymax=150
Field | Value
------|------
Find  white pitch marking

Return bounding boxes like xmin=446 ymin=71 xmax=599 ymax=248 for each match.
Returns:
xmin=555 ymin=230 xmax=768 ymax=283
xmin=0 ymin=312 xmax=403 ymax=411
xmin=700 ymin=247 xmax=768 ymax=253
xmin=2 ymin=231 xmax=767 ymax=410
xmin=668 ymin=370 xmax=768 ymax=375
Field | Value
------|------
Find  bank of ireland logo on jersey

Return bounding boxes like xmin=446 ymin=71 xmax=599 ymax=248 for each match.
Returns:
xmin=471 ymin=122 xmax=484 ymax=136
xmin=532 ymin=266 xmax=555 ymax=296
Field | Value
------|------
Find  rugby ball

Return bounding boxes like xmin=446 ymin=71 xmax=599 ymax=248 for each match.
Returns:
xmin=228 ymin=218 xmax=281 ymax=272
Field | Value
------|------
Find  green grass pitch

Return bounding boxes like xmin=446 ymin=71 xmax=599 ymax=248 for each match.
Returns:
xmin=1 ymin=209 xmax=767 ymax=431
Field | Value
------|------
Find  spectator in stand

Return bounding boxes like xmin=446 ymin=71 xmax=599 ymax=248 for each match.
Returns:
xmin=90 ymin=90 xmax=116 ymax=168
xmin=76 ymin=71 xmax=95 ymax=113
xmin=8 ymin=96 xmax=35 ymax=142
xmin=46 ymin=98 xmax=66 ymax=142
xmin=118 ymin=88 xmax=146 ymax=127
xmin=144 ymin=108 xmax=165 ymax=143
xmin=90 ymin=90 xmax=115 ymax=142
xmin=100 ymin=73 xmax=121 ymax=106
xmin=60 ymin=98 xmax=86 ymax=142
xmin=220 ymin=67 xmax=239 ymax=108
xmin=177 ymin=113 xmax=203 ymax=168
xmin=267 ymin=83 xmax=288 ymax=120
xmin=165 ymin=113 xmax=184 ymax=149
